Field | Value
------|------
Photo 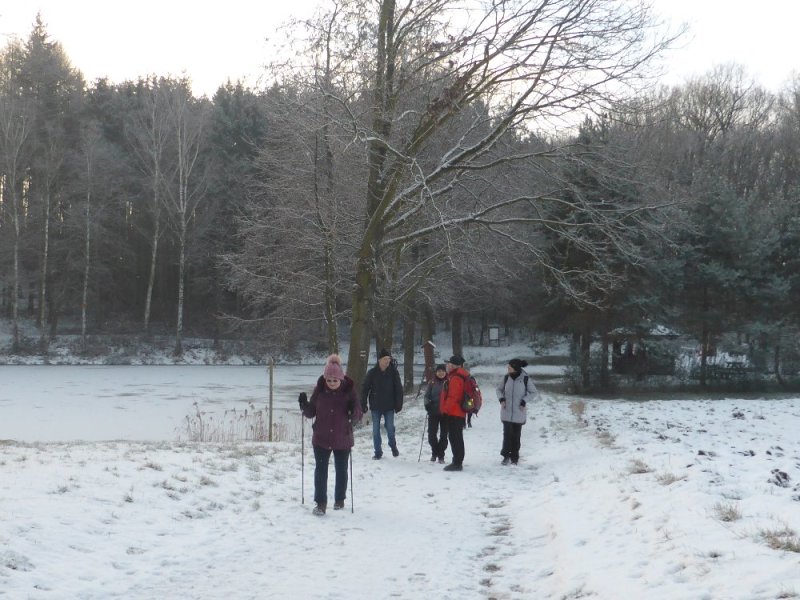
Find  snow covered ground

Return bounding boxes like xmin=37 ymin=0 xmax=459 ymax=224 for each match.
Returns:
xmin=2 ymin=358 xmax=800 ymax=599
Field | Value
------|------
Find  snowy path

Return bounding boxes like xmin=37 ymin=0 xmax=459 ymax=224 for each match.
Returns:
xmin=2 ymin=393 xmax=799 ymax=599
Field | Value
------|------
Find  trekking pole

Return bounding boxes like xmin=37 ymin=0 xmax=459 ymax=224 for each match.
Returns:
xmin=301 ymin=415 xmax=305 ymax=505
xmin=349 ymin=449 xmax=355 ymax=514
xmin=418 ymin=413 xmax=428 ymax=462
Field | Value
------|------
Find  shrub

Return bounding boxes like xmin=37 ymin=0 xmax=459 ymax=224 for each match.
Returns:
xmin=178 ymin=402 xmax=291 ymax=443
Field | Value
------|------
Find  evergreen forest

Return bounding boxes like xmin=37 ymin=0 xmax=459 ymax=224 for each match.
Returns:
xmin=3 ymin=4 xmax=800 ymax=391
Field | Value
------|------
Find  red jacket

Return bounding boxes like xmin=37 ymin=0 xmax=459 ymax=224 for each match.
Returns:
xmin=440 ymin=367 xmax=469 ymax=418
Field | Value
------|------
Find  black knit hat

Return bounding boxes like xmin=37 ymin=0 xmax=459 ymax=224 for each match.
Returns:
xmin=447 ymin=355 xmax=465 ymax=366
xmin=434 ymin=363 xmax=447 ymax=372
xmin=508 ymin=358 xmax=528 ymax=372
xmin=378 ymin=348 xmax=392 ymax=359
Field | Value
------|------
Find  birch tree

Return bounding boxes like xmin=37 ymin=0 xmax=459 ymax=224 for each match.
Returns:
xmin=162 ymin=82 xmax=209 ymax=355
xmin=74 ymin=121 xmax=121 ymax=348
xmin=0 ymin=87 xmax=33 ymax=351
xmin=126 ymin=78 xmax=174 ymax=335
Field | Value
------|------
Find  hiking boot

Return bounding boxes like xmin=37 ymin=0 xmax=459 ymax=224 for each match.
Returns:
xmin=372 ymin=454 xmax=382 ymax=460
xmin=312 ymin=503 xmax=327 ymax=516
xmin=391 ymin=446 xmax=399 ymax=457
xmin=430 ymin=453 xmax=437 ymax=462
xmin=437 ymin=456 xmax=445 ymax=464
xmin=510 ymin=459 xmax=519 ymax=465
xmin=443 ymin=463 xmax=463 ymax=472
xmin=333 ymin=500 xmax=345 ymax=510
xmin=501 ymin=457 xmax=511 ymax=466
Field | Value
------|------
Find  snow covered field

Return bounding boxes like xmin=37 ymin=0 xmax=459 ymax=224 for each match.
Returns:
xmin=2 ymin=362 xmax=800 ymax=599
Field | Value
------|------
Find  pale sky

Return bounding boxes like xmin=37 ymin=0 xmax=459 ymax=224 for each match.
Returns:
xmin=1 ymin=0 xmax=799 ymax=98
xmin=0 ymin=1 xmax=321 ymax=97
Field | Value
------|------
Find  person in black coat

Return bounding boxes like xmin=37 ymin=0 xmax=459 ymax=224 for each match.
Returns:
xmin=424 ymin=364 xmax=448 ymax=463
xmin=361 ymin=349 xmax=403 ymax=459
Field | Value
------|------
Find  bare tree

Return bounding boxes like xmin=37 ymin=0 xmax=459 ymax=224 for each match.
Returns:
xmin=257 ymin=0 xmax=679 ymax=386
xmin=162 ymin=82 xmax=209 ymax=355
xmin=126 ymin=77 xmax=174 ymax=335
xmin=0 ymin=90 xmax=33 ymax=351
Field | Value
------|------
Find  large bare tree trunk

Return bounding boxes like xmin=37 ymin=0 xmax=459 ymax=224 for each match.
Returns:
xmin=402 ymin=311 xmax=415 ymax=393
xmin=580 ymin=327 xmax=592 ymax=391
xmin=323 ymin=239 xmax=338 ymax=354
xmin=600 ymin=331 xmax=610 ymax=389
xmin=348 ymin=261 xmax=376 ymax=390
xmin=346 ymin=0 xmax=396 ymax=389
xmin=452 ymin=310 xmax=463 ymax=359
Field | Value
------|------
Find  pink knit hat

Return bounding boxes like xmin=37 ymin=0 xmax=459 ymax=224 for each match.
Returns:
xmin=323 ymin=354 xmax=345 ymax=381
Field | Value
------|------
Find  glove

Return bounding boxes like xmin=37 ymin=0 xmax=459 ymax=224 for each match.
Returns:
xmin=361 ymin=404 xmax=368 ymax=414
xmin=346 ymin=398 xmax=354 ymax=415
xmin=298 ymin=392 xmax=308 ymax=410
xmin=520 ymin=399 xmax=526 ymax=407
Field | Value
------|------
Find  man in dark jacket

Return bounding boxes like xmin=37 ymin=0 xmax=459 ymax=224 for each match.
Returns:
xmin=361 ymin=349 xmax=403 ymax=459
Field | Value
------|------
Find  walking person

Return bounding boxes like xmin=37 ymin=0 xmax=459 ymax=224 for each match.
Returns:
xmin=424 ymin=364 xmax=448 ymax=463
xmin=440 ymin=355 xmax=470 ymax=471
xmin=497 ymin=358 xmax=538 ymax=465
xmin=361 ymin=349 xmax=403 ymax=459
xmin=299 ymin=354 xmax=362 ymax=515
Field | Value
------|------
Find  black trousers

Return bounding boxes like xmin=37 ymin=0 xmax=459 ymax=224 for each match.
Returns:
xmin=444 ymin=415 xmax=466 ymax=465
xmin=427 ymin=413 xmax=448 ymax=458
xmin=501 ymin=421 xmax=523 ymax=461
xmin=313 ymin=446 xmax=350 ymax=505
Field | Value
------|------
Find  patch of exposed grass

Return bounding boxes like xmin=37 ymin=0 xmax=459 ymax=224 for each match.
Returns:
xmin=179 ymin=402 xmax=291 ymax=443
xmin=628 ymin=458 xmax=652 ymax=474
xmin=596 ymin=430 xmax=615 ymax=448
xmin=713 ymin=501 xmax=742 ymax=522
xmin=656 ymin=472 xmax=686 ymax=486
xmin=760 ymin=526 xmax=800 ymax=553
xmin=569 ymin=399 xmax=586 ymax=423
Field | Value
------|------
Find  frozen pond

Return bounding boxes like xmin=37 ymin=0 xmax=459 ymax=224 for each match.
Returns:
xmin=0 ymin=365 xmax=325 ymax=443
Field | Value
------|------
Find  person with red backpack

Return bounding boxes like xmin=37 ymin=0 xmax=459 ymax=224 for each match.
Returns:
xmin=496 ymin=358 xmax=538 ymax=465
xmin=440 ymin=355 xmax=470 ymax=471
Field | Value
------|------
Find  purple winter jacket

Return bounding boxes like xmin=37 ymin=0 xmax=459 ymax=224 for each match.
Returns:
xmin=301 ymin=375 xmax=362 ymax=450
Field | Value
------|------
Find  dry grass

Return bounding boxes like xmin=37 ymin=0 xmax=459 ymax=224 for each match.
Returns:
xmin=760 ymin=526 xmax=800 ymax=553
xmin=569 ymin=399 xmax=586 ymax=422
xmin=595 ymin=430 xmax=616 ymax=448
xmin=713 ymin=501 xmax=742 ymax=522
xmin=656 ymin=472 xmax=686 ymax=486
xmin=179 ymin=402 xmax=290 ymax=443
xmin=628 ymin=458 xmax=652 ymax=474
